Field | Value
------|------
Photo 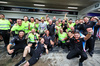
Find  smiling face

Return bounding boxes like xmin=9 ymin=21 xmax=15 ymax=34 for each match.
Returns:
xmin=84 ymin=17 xmax=89 ymax=23
xmin=49 ymin=19 xmax=52 ymax=25
xmin=1 ymin=14 xmax=5 ymax=19
xmin=31 ymin=29 xmax=35 ymax=34
xmin=24 ymin=16 xmax=28 ymax=21
xmin=74 ymin=33 xmax=80 ymax=40
xmin=69 ymin=20 xmax=73 ymax=24
xmin=68 ymin=31 xmax=72 ymax=37
xmin=19 ymin=31 xmax=25 ymax=38
xmin=17 ymin=19 xmax=22 ymax=26
xmin=56 ymin=21 xmax=59 ymax=25
xmin=62 ymin=20 xmax=65 ymax=24
xmin=41 ymin=19 xmax=44 ymax=23
xmin=75 ymin=20 xmax=79 ymax=25
xmin=60 ymin=29 xmax=63 ymax=34
xmin=58 ymin=19 xmax=61 ymax=22
xmin=30 ymin=18 xmax=34 ymax=22
xmin=40 ymin=38 xmax=45 ymax=44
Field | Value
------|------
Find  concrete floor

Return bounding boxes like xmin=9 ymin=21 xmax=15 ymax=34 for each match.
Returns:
xmin=0 ymin=40 xmax=100 ymax=66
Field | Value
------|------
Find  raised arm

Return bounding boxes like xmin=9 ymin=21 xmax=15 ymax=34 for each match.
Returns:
xmin=94 ymin=16 xmax=100 ymax=25
xmin=44 ymin=44 xmax=49 ymax=54
xmin=25 ymin=31 xmax=32 ymax=39
xmin=28 ymin=23 xmax=31 ymax=30
xmin=84 ymin=28 xmax=93 ymax=41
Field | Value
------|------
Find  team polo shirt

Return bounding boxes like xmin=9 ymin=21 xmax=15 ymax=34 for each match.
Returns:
xmin=58 ymin=32 xmax=67 ymax=43
xmin=70 ymin=37 xmax=85 ymax=51
xmin=0 ymin=19 xmax=11 ymax=30
xmin=22 ymin=21 xmax=29 ymax=33
xmin=11 ymin=24 xmax=25 ymax=34
xmin=42 ymin=35 xmax=52 ymax=45
xmin=28 ymin=33 xmax=39 ymax=43
xmin=10 ymin=36 xmax=27 ymax=46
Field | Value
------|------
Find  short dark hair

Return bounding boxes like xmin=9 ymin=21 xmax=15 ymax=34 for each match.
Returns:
xmin=83 ymin=16 xmax=88 ymax=19
xmin=89 ymin=16 xmax=95 ymax=21
xmin=30 ymin=17 xmax=34 ymax=19
xmin=18 ymin=30 xmax=25 ymax=34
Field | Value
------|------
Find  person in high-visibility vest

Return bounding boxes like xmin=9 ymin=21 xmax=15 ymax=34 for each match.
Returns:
xmin=0 ymin=14 xmax=11 ymax=47
xmin=67 ymin=19 xmax=75 ymax=32
xmin=34 ymin=18 xmax=39 ymax=33
xmin=56 ymin=28 xmax=67 ymax=49
xmin=0 ymin=14 xmax=3 ymax=41
xmin=10 ymin=19 xmax=25 ymax=36
xmin=28 ymin=17 xmax=35 ymax=32
xmin=22 ymin=16 xmax=30 ymax=35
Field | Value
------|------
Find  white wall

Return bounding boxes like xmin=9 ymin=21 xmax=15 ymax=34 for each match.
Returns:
xmin=0 ymin=10 xmax=77 ymax=21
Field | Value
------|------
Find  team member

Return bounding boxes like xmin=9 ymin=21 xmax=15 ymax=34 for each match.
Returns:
xmin=58 ymin=18 xmax=62 ymax=26
xmin=28 ymin=17 xmax=35 ymax=31
xmin=27 ymin=29 xmax=39 ymax=49
xmin=0 ymin=14 xmax=3 ymax=41
xmin=47 ymin=19 xmax=55 ymax=41
xmin=67 ymin=19 xmax=75 ymax=31
xmin=43 ymin=30 xmax=54 ymax=50
xmin=11 ymin=19 xmax=25 ymax=36
xmin=15 ymin=38 xmax=48 ymax=66
xmin=34 ymin=18 xmax=39 ymax=33
xmin=57 ymin=28 xmax=67 ymax=49
xmin=55 ymin=21 xmax=61 ymax=45
xmin=67 ymin=28 xmax=93 ymax=66
xmin=66 ymin=31 xmax=74 ymax=51
xmin=52 ymin=16 xmax=56 ymax=24
xmin=64 ymin=13 xmax=68 ymax=23
xmin=93 ymin=17 xmax=100 ymax=39
xmin=22 ymin=16 xmax=29 ymax=34
xmin=0 ymin=14 xmax=11 ymax=47
xmin=61 ymin=19 xmax=67 ymax=32
xmin=45 ymin=15 xmax=50 ymax=25
xmin=74 ymin=19 xmax=80 ymax=30
xmin=9 ymin=19 xmax=14 ymax=28
xmin=7 ymin=30 xmax=27 ymax=58
xmin=82 ymin=16 xmax=97 ymax=56
xmin=38 ymin=17 xmax=47 ymax=37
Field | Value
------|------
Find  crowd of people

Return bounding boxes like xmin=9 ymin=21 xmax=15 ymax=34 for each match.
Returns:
xmin=0 ymin=13 xmax=100 ymax=66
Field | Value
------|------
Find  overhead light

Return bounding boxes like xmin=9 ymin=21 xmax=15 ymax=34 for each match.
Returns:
xmin=68 ymin=7 xmax=78 ymax=9
xmin=34 ymin=4 xmax=45 ymax=7
xmin=98 ymin=9 xmax=100 ymax=11
xmin=0 ymin=1 xmax=8 ymax=3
